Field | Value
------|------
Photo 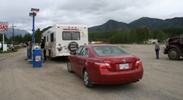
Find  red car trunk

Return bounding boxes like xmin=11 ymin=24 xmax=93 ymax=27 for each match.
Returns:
xmin=98 ymin=55 xmax=138 ymax=71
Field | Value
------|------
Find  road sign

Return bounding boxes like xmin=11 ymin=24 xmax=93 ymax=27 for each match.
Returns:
xmin=0 ymin=22 xmax=8 ymax=31
xmin=0 ymin=21 xmax=8 ymax=52
xmin=35 ymin=56 xmax=41 ymax=61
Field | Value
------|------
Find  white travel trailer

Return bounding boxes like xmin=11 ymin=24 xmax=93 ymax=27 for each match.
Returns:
xmin=42 ymin=24 xmax=88 ymax=58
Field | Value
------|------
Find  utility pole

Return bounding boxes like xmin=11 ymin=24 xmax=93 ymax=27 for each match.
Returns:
xmin=11 ymin=24 xmax=16 ymax=47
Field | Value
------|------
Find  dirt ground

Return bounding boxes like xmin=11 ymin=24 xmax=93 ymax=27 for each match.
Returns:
xmin=0 ymin=44 xmax=182 ymax=100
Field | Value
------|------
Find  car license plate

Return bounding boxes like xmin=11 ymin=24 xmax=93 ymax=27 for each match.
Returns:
xmin=119 ymin=64 xmax=129 ymax=69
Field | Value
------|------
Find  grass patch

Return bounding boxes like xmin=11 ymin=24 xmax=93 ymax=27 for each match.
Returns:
xmin=0 ymin=47 xmax=24 ymax=54
xmin=0 ymin=49 xmax=18 ymax=53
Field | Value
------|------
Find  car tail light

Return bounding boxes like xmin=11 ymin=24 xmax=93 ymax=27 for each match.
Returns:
xmin=135 ymin=61 xmax=142 ymax=68
xmin=57 ymin=47 xmax=62 ymax=51
xmin=94 ymin=62 xmax=111 ymax=69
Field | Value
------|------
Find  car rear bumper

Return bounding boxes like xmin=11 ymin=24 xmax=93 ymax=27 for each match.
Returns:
xmin=91 ymin=67 xmax=143 ymax=84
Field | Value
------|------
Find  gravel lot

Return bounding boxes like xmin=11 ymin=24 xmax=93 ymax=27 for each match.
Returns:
xmin=0 ymin=44 xmax=182 ymax=100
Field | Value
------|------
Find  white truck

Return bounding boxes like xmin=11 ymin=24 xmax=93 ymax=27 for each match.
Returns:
xmin=42 ymin=24 xmax=88 ymax=59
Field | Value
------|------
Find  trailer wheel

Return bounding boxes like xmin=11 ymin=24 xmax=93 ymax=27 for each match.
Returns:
xmin=168 ymin=48 xmax=180 ymax=60
xmin=68 ymin=42 xmax=79 ymax=52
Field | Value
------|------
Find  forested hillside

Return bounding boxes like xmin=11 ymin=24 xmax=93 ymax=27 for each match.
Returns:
xmin=1 ymin=17 xmax=183 ymax=44
xmin=89 ymin=17 xmax=183 ymax=32
xmin=89 ymin=27 xmax=183 ymax=44
xmin=89 ymin=17 xmax=183 ymax=44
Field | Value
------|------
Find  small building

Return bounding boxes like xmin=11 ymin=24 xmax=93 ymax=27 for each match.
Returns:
xmin=147 ymin=39 xmax=157 ymax=44
xmin=91 ymin=41 xmax=103 ymax=44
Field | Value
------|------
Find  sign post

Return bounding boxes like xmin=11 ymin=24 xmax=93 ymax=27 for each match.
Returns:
xmin=0 ymin=22 xmax=8 ymax=52
xmin=29 ymin=8 xmax=39 ymax=43
xmin=3 ymin=32 xmax=4 ymax=52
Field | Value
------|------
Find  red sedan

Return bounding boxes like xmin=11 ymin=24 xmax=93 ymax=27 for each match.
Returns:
xmin=67 ymin=44 xmax=143 ymax=88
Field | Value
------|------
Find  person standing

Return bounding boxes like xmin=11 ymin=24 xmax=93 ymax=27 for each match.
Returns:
xmin=155 ymin=40 xmax=160 ymax=59
xmin=43 ymin=39 xmax=47 ymax=61
xmin=26 ymin=42 xmax=29 ymax=60
xmin=40 ymin=39 xmax=47 ymax=61
xmin=27 ymin=41 xmax=32 ymax=61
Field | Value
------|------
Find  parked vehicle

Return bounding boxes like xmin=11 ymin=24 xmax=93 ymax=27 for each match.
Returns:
xmin=67 ymin=44 xmax=144 ymax=88
xmin=42 ymin=24 xmax=88 ymax=59
xmin=0 ymin=42 xmax=2 ymax=50
xmin=163 ymin=35 xmax=183 ymax=60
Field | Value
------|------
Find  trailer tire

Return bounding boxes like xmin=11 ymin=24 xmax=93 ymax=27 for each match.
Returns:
xmin=68 ymin=42 xmax=79 ymax=52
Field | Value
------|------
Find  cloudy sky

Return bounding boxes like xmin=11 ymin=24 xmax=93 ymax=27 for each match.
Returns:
xmin=0 ymin=0 xmax=183 ymax=32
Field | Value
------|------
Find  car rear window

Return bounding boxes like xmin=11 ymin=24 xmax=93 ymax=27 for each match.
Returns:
xmin=92 ymin=46 xmax=129 ymax=56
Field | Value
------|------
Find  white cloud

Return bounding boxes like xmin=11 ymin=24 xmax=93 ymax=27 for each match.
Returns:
xmin=0 ymin=0 xmax=183 ymax=32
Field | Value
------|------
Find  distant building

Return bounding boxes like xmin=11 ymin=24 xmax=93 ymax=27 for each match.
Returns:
xmin=91 ymin=41 xmax=103 ymax=44
xmin=0 ymin=42 xmax=2 ymax=49
xmin=146 ymin=39 xmax=157 ymax=44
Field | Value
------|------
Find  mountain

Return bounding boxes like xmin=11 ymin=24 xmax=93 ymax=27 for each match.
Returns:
xmin=2 ymin=28 xmax=29 ymax=39
xmin=89 ymin=17 xmax=183 ymax=33
xmin=89 ymin=20 xmax=130 ymax=32
xmin=129 ymin=17 xmax=166 ymax=30
xmin=129 ymin=17 xmax=183 ymax=30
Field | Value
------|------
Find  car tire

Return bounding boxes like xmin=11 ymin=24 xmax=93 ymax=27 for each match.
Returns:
xmin=168 ymin=48 xmax=180 ymax=60
xmin=68 ymin=42 xmax=79 ymax=52
xmin=83 ymin=69 xmax=94 ymax=88
xmin=67 ymin=61 xmax=74 ymax=73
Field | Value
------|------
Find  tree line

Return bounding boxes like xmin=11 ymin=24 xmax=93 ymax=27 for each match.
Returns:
xmin=89 ymin=27 xmax=183 ymax=44
xmin=0 ymin=27 xmax=183 ymax=44
xmin=0 ymin=28 xmax=42 ymax=44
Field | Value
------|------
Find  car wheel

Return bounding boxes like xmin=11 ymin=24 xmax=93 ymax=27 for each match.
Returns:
xmin=83 ymin=69 xmax=94 ymax=88
xmin=168 ymin=48 xmax=180 ymax=60
xmin=67 ymin=61 xmax=74 ymax=73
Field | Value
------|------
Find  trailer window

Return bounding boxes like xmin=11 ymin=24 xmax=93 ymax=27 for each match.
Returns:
xmin=44 ymin=36 xmax=46 ymax=42
xmin=72 ymin=32 xmax=80 ymax=40
xmin=51 ymin=33 xmax=54 ymax=42
xmin=62 ymin=31 xmax=71 ymax=40
xmin=62 ymin=31 xmax=80 ymax=40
